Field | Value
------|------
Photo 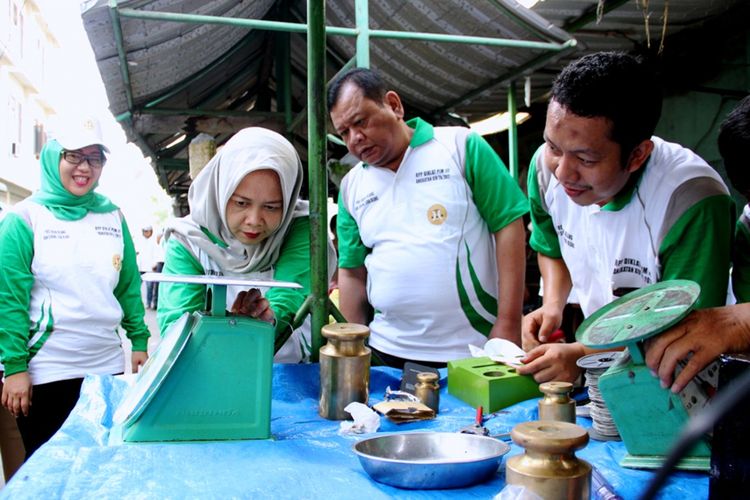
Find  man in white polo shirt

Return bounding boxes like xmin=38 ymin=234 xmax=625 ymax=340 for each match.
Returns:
xmin=328 ymin=68 xmax=528 ymax=368
xmin=517 ymin=52 xmax=735 ymax=383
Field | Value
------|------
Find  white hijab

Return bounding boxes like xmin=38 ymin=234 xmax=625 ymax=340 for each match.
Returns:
xmin=166 ymin=127 xmax=308 ymax=274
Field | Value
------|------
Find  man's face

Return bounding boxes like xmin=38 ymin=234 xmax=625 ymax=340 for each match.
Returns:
xmin=542 ymin=99 xmax=644 ymax=207
xmin=329 ymin=83 xmax=405 ymax=170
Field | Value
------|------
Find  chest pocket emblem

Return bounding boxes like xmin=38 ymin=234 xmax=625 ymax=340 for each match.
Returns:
xmin=427 ymin=204 xmax=448 ymax=225
xmin=112 ymin=254 xmax=122 ymax=272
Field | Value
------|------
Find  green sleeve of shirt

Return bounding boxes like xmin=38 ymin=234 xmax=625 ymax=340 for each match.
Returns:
xmin=337 ymin=189 xmax=369 ymax=268
xmin=732 ymin=217 xmax=750 ymax=303
xmin=0 ymin=214 xmax=34 ymax=376
xmin=265 ymin=217 xmax=311 ymax=337
xmin=157 ymin=219 xmax=311 ymax=339
xmin=527 ymin=145 xmax=563 ymax=258
xmin=157 ymin=237 xmax=206 ymax=336
xmin=659 ymin=194 xmax=735 ymax=308
xmin=464 ymin=132 xmax=528 ymax=232
xmin=114 ymin=218 xmax=150 ymax=351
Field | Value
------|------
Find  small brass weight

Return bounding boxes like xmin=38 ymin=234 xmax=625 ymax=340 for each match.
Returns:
xmin=506 ymin=421 xmax=591 ymax=500
xmin=538 ymin=381 xmax=576 ymax=423
xmin=414 ymin=372 xmax=440 ymax=413
xmin=318 ymin=323 xmax=371 ymax=420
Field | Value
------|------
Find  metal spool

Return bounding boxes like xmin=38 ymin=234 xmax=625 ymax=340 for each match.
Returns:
xmin=576 ymin=352 xmax=622 ymax=441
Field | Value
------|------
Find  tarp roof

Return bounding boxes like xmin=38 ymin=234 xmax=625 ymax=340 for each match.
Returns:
xmin=82 ymin=0 xmax=745 ymax=211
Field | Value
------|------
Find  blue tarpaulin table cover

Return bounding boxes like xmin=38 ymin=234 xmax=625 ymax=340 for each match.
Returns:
xmin=1 ymin=364 xmax=707 ymax=499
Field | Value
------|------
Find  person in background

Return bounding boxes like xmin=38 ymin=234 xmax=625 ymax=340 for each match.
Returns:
xmin=328 ymin=68 xmax=528 ymax=369
xmin=0 ymin=116 xmax=150 ymax=459
xmin=136 ymin=225 xmax=160 ymax=309
xmin=646 ymin=95 xmax=750 ymax=392
xmin=518 ymin=51 xmax=735 ymax=383
xmin=720 ymin=95 xmax=750 ymax=302
xmin=150 ymin=228 xmax=166 ymax=309
xmin=328 ymin=214 xmax=339 ymax=293
xmin=157 ymin=127 xmax=336 ymax=362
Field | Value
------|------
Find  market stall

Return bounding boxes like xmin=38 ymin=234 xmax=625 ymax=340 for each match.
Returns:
xmin=1 ymin=364 xmax=706 ymax=499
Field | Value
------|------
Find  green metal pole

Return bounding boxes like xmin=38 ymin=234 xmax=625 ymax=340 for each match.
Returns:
xmin=116 ymin=6 xmax=572 ymax=53
xmin=507 ymin=81 xmax=519 ymax=180
xmin=117 ymin=7 xmax=355 ymax=36
xmin=275 ymin=0 xmax=293 ymax=134
xmin=368 ymin=29 xmax=569 ymax=51
xmin=307 ymin=0 xmax=328 ymax=361
xmin=138 ymin=108 xmax=282 ymax=119
xmin=355 ymin=0 xmax=370 ymax=68
xmin=107 ymin=0 xmax=134 ymax=112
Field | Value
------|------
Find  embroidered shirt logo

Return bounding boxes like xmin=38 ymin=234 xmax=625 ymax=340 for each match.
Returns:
xmin=416 ymin=168 xmax=450 ymax=184
xmin=556 ymin=224 xmax=574 ymax=248
xmin=427 ymin=204 xmax=447 ymax=225
xmin=354 ymin=192 xmax=378 ymax=211
xmin=112 ymin=254 xmax=122 ymax=271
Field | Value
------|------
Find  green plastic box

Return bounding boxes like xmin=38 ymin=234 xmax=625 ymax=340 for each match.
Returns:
xmin=447 ymin=356 xmax=540 ymax=414
xmin=118 ymin=311 xmax=275 ymax=442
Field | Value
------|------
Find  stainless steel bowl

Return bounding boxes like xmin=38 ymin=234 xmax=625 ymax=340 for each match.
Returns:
xmin=353 ymin=432 xmax=510 ymax=489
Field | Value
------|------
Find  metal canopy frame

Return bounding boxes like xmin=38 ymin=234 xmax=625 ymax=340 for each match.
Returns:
xmin=105 ymin=0 xmax=576 ymax=359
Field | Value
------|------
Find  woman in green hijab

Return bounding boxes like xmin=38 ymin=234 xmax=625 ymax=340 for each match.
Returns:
xmin=0 ymin=116 xmax=150 ymax=460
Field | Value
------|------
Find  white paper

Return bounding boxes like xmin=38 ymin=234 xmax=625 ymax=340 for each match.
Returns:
xmin=339 ymin=402 xmax=381 ymax=435
xmin=469 ymin=338 xmax=526 ymax=367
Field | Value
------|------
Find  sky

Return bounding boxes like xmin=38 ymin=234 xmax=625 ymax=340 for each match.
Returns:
xmin=37 ymin=0 xmax=173 ymax=232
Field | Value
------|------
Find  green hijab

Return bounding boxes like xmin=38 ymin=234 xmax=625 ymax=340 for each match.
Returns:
xmin=31 ymin=139 xmax=118 ymax=221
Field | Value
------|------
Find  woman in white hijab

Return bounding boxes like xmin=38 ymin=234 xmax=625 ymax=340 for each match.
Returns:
xmin=157 ymin=127 xmax=336 ymax=362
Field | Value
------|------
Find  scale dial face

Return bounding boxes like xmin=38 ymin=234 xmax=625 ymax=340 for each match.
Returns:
xmin=576 ymin=280 xmax=700 ymax=349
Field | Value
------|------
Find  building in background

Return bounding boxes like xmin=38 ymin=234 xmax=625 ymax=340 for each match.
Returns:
xmin=0 ymin=0 xmax=63 ymax=203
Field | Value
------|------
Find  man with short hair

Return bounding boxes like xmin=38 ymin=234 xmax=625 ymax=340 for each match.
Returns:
xmin=518 ymin=52 xmax=735 ymax=383
xmin=328 ymin=68 xmax=528 ymax=368
xmin=719 ymin=95 xmax=750 ymax=302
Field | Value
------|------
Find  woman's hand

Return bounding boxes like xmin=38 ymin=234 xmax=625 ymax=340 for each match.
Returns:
xmin=2 ymin=372 xmax=32 ymax=417
xmin=131 ymin=351 xmax=149 ymax=373
xmin=231 ymin=288 xmax=275 ymax=324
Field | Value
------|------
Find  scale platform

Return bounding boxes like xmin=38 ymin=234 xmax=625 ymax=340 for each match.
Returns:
xmin=111 ymin=273 xmax=300 ymax=442
xmin=576 ymin=280 xmax=711 ymax=470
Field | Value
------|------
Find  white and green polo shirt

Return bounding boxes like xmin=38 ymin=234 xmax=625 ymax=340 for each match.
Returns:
xmin=0 ymin=200 xmax=149 ymax=384
xmin=529 ymin=136 xmax=734 ymax=317
xmin=337 ymin=118 xmax=528 ymax=362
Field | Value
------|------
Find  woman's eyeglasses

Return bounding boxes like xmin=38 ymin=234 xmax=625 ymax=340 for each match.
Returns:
xmin=61 ymin=150 xmax=106 ymax=169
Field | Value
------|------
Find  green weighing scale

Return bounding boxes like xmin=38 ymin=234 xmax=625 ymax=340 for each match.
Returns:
xmin=576 ymin=280 xmax=713 ymax=470
xmin=111 ymin=273 xmax=301 ymax=443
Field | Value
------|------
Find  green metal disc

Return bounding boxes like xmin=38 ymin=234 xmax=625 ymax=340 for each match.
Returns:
xmin=576 ymin=280 xmax=700 ymax=349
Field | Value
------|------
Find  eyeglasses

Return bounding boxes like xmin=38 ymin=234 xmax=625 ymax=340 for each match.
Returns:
xmin=61 ymin=150 xmax=106 ymax=169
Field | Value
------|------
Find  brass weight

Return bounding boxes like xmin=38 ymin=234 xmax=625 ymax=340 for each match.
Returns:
xmin=538 ymin=381 xmax=576 ymax=423
xmin=318 ymin=323 xmax=371 ymax=420
xmin=506 ymin=421 xmax=592 ymax=500
xmin=414 ymin=372 xmax=440 ymax=413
